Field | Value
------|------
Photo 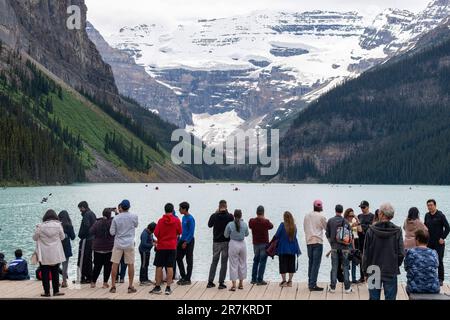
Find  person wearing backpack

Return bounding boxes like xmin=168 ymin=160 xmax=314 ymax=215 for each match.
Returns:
xmin=326 ymin=204 xmax=353 ymax=294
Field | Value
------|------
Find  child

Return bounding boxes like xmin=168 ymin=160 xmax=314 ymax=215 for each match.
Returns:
xmin=139 ymin=222 xmax=156 ymax=286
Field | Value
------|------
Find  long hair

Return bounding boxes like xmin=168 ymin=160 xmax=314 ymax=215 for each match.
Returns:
xmin=407 ymin=207 xmax=420 ymax=221
xmin=58 ymin=210 xmax=72 ymax=227
xmin=283 ymin=211 xmax=296 ymax=241
xmin=43 ymin=209 xmax=59 ymax=222
xmin=344 ymin=208 xmax=354 ymax=220
xmin=234 ymin=209 xmax=242 ymax=233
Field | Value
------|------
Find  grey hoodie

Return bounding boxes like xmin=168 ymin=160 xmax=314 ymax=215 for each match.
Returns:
xmin=362 ymin=221 xmax=405 ymax=281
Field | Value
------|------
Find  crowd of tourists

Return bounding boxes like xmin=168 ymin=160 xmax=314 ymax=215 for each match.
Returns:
xmin=0 ymin=198 xmax=448 ymax=300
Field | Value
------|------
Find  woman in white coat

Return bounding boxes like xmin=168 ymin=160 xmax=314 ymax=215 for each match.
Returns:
xmin=33 ymin=209 xmax=67 ymax=297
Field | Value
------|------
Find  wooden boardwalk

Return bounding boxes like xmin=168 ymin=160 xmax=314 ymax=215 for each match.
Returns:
xmin=1 ymin=280 xmax=450 ymax=300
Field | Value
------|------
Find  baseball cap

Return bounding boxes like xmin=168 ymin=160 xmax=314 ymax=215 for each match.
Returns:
xmin=119 ymin=199 xmax=131 ymax=210
xmin=314 ymin=200 xmax=323 ymax=208
xmin=359 ymin=200 xmax=369 ymax=208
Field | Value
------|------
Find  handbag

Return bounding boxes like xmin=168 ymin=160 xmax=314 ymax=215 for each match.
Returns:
xmin=266 ymin=236 xmax=278 ymax=259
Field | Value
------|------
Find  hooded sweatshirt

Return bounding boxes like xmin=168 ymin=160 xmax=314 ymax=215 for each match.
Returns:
xmin=403 ymin=219 xmax=428 ymax=250
xmin=362 ymin=221 xmax=405 ymax=281
xmin=154 ymin=214 xmax=182 ymax=250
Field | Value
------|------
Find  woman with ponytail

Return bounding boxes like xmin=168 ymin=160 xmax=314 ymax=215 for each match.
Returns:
xmin=224 ymin=209 xmax=249 ymax=291
xmin=274 ymin=211 xmax=301 ymax=287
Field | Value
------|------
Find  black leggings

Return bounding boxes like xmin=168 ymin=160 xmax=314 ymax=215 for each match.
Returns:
xmin=41 ymin=264 xmax=60 ymax=295
xmin=92 ymin=251 xmax=112 ymax=283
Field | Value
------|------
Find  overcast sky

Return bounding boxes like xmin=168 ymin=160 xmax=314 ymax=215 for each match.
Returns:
xmin=86 ymin=0 xmax=432 ymax=34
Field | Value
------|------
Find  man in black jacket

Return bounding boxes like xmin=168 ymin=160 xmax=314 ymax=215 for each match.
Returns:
xmin=424 ymin=199 xmax=450 ymax=286
xmin=206 ymin=200 xmax=233 ymax=289
xmin=362 ymin=203 xmax=404 ymax=300
xmin=356 ymin=200 xmax=374 ymax=283
xmin=77 ymin=201 xmax=96 ymax=284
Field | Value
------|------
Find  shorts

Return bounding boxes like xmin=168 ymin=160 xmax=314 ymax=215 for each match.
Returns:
xmin=111 ymin=247 xmax=135 ymax=264
xmin=153 ymin=249 xmax=176 ymax=268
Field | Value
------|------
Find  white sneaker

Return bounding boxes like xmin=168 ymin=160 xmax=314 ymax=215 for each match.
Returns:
xmin=345 ymin=288 xmax=354 ymax=294
xmin=328 ymin=286 xmax=335 ymax=293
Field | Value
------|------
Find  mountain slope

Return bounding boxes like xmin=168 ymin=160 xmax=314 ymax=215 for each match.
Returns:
xmin=0 ymin=0 xmax=197 ymax=184
xmin=279 ymin=24 xmax=450 ymax=184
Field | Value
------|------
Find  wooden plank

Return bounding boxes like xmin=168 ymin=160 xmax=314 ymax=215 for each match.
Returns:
xmin=262 ymin=281 xmax=282 ymax=300
xmin=327 ymin=282 xmax=342 ymax=300
xmin=295 ymin=282 xmax=310 ymax=300
xmin=2 ymin=280 xmax=419 ymax=300
xmin=199 ymin=283 xmax=221 ymax=300
xmin=186 ymin=281 xmax=208 ymax=300
xmin=343 ymin=283 xmax=357 ymax=300
xmin=213 ymin=285 xmax=233 ymax=300
xmin=397 ymin=283 xmax=408 ymax=301
xmin=4 ymin=280 xmax=42 ymax=299
xmin=169 ymin=282 xmax=197 ymax=300
xmin=309 ymin=281 xmax=327 ymax=300
xmin=358 ymin=283 xmax=369 ymax=300
xmin=246 ymin=283 xmax=269 ymax=300
xmin=440 ymin=284 xmax=450 ymax=295
xmin=229 ymin=282 xmax=254 ymax=300
xmin=279 ymin=282 xmax=298 ymax=300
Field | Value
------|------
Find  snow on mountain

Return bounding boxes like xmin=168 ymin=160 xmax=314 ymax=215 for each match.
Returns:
xmin=185 ymin=110 xmax=245 ymax=145
xmin=92 ymin=0 xmax=450 ymax=146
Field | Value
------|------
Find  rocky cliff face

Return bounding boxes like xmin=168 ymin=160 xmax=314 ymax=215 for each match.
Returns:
xmin=0 ymin=0 xmax=120 ymax=108
xmin=86 ymin=22 xmax=188 ymax=127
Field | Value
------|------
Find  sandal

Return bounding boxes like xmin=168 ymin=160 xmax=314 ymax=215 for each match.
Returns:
xmin=287 ymin=281 xmax=293 ymax=287
xmin=229 ymin=287 xmax=236 ymax=292
xmin=128 ymin=286 xmax=137 ymax=293
xmin=238 ymin=285 xmax=244 ymax=290
xmin=109 ymin=286 xmax=116 ymax=293
xmin=102 ymin=283 xmax=110 ymax=289
xmin=279 ymin=281 xmax=287 ymax=287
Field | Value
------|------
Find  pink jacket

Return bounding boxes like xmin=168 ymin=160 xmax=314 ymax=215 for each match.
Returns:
xmin=403 ymin=219 xmax=428 ymax=249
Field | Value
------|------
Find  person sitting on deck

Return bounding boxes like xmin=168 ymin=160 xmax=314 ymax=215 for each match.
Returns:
xmin=404 ymin=229 xmax=440 ymax=295
xmin=5 ymin=249 xmax=30 ymax=280
xmin=0 ymin=253 xmax=7 ymax=280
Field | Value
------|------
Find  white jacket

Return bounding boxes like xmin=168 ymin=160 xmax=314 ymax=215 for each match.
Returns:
xmin=33 ymin=220 xmax=66 ymax=265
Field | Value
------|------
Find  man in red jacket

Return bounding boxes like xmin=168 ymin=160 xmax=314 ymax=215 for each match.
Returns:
xmin=150 ymin=203 xmax=182 ymax=295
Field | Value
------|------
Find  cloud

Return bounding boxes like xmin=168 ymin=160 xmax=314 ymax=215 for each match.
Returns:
xmin=86 ymin=0 xmax=431 ymax=34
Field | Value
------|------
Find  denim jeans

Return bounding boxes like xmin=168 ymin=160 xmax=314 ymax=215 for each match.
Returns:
xmin=369 ymin=276 xmax=398 ymax=300
xmin=307 ymin=244 xmax=323 ymax=288
xmin=330 ymin=249 xmax=350 ymax=290
xmin=251 ymin=244 xmax=268 ymax=283
xmin=351 ymin=260 xmax=357 ymax=282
